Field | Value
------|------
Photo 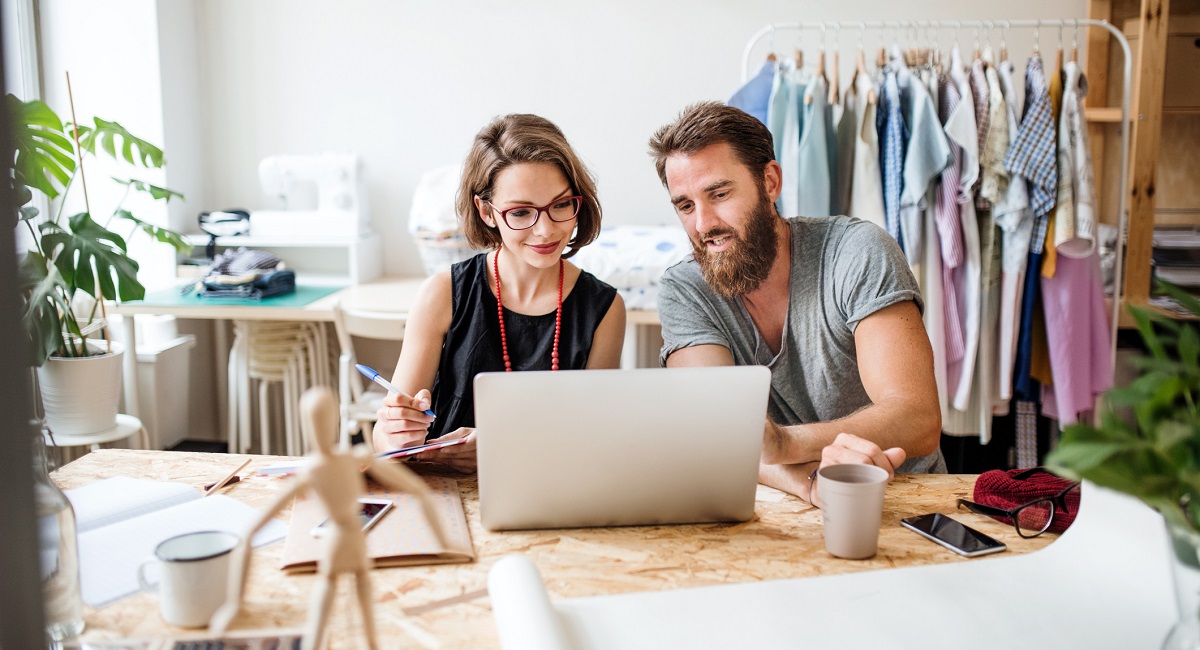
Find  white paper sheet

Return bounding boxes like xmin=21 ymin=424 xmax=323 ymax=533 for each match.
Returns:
xmin=488 ymin=556 xmax=571 ymax=650
xmin=78 ymin=495 xmax=286 ymax=607
xmin=489 ymin=483 xmax=1176 ymax=649
xmin=67 ymin=476 xmax=198 ymax=534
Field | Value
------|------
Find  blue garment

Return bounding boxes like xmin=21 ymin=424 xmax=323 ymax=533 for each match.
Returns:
xmin=729 ymin=60 xmax=776 ymax=126
xmin=1013 ymin=232 xmax=1044 ymax=401
xmin=1005 ymin=54 xmax=1057 ymax=221
xmin=796 ymin=76 xmax=832 ymax=217
xmin=877 ymin=69 xmax=907 ymax=248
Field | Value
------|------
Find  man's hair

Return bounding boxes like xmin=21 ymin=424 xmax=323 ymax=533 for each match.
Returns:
xmin=647 ymin=101 xmax=776 ymax=188
xmin=457 ymin=114 xmax=601 ymax=259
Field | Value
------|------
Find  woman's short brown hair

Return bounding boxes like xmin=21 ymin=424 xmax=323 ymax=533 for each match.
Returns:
xmin=647 ymin=101 xmax=775 ymax=188
xmin=457 ymin=114 xmax=601 ymax=259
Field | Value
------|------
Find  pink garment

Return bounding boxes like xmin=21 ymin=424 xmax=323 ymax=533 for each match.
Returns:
xmin=1040 ymin=252 xmax=1113 ymax=424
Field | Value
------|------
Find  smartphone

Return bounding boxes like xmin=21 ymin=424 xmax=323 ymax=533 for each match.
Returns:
xmin=311 ymin=498 xmax=394 ymax=536
xmin=900 ymin=513 xmax=1007 ymax=557
xmin=373 ymin=436 xmax=469 ymax=460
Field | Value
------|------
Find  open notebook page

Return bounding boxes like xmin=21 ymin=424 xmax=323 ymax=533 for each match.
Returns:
xmin=76 ymin=494 xmax=286 ymax=607
xmin=67 ymin=476 xmax=199 ymax=534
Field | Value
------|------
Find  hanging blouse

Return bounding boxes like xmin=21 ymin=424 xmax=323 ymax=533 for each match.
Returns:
xmin=729 ymin=60 xmax=776 ymax=126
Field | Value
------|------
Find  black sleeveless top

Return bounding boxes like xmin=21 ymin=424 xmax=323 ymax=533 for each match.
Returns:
xmin=427 ymin=253 xmax=617 ymax=439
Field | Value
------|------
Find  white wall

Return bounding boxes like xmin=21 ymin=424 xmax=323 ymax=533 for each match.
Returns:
xmin=194 ymin=0 xmax=1087 ymax=277
xmin=38 ymin=0 xmax=175 ymax=289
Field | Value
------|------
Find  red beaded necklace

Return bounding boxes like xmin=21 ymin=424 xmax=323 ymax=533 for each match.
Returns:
xmin=493 ymin=252 xmax=563 ymax=372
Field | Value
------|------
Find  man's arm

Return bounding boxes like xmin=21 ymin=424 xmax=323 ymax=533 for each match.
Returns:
xmin=762 ymin=300 xmax=941 ymax=465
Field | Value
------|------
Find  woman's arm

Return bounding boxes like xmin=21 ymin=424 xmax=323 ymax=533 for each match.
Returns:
xmin=372 ymin=272 xmax=453 ymax=452
xmin=585 ymin=292 xmax=626 ymax=369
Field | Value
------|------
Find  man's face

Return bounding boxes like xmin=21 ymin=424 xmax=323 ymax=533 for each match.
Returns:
xmin=663 ymin=142 xmax=781 ymax=298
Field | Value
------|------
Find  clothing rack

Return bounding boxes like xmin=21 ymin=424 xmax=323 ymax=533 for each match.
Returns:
xmin=742 ymin=18 xmax=1132 ymax=364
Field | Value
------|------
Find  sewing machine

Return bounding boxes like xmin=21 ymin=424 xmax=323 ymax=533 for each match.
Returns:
xmin=250 ymin=153 xmax=371 ymax=240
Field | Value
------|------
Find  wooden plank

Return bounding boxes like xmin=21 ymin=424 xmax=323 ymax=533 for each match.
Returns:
xmin=1124 ymin=0 xmax=1172 ymax=304
xmin=1085 ymin=107 xmax=1124 ymax=122
xmin=1087 ymin=0 xmax=1114 ymax=224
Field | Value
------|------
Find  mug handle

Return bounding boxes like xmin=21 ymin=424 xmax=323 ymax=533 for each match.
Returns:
xmin=136 ymin=557 xmax=160 ymax=592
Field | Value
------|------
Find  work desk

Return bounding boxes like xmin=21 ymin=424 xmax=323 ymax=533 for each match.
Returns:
xmin=58 ymin=450 xmax=1055 ymax=648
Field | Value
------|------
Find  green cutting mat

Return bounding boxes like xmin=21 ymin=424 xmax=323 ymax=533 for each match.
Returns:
xmin=129 ymin=283 xmax=345 ymax=308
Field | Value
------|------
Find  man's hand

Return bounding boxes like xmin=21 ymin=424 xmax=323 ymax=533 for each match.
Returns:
xmin=372 ymin=389 xmax=435 ymax=452
xmin=809 ymin=433 xmax=906 ymax=508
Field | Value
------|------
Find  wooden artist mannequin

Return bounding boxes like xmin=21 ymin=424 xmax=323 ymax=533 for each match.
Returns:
xmin=210 ymin=387 xmax=449 ymax=649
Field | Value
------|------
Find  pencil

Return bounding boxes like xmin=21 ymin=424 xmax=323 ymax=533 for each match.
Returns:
xmin=203 ymin=458 xmax=251 ymax=496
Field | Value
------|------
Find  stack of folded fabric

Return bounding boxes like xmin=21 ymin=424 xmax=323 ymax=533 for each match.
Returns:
xmin=196 ymin=247 xmax=296 ymax=300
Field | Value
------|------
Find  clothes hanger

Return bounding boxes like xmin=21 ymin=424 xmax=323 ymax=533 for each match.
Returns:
xmin=809 ymin=24 xmax=827 ymax=105
xmin=829 ymin=24 xmax=841 ymax=104
xmin=853 ymin=23 xmax=877 ymax=104
xmin=1071 ymin=19 xmax=1079 ymax=63
xmin=1033 ymin=20 xmax=1041 ymax=57
xmin=973 ymin=27 xmax=981 ymax=61
xmin=1055 ymin=21 xmax=1065 ymax=73
xmin=767 ymin=25 xmax=777 ymax=62
xmin=1001 ymin=21 xmax=1009 ymax=62
xmin=794 ymin=25 xmax=805 ymax=70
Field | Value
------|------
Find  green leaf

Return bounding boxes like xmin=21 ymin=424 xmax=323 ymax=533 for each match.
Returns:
xmin=1179 ymin=326 xmax=1200 ymax=369
xmin=1044 ymin=440 xmax=1135 ymax=472
xmin=73 ymin=118 xmax=164 ymax=168
xmin=1130 ymin=306 xmax=1168 ymax=360
xmin=20 ymin=206 xmax=39 ymax=221
xmin=7 ymin=94 xmax=75 ymax=200
xmin=1156 ymin=420 xmax=1195 ymax=452
xmin=113 ymin=209 xmax=190 ymax=253
xmin=39 ymin=213 xmax=144 ymax=302
xmin=111 ymin=177 xmax=185 ymax=202
xmin=17 ymin=252 xmax=69 ymax=366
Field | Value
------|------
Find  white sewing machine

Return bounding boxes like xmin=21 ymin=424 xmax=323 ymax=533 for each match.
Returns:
xmin=250 ymin=153 xmax=371 ymax=240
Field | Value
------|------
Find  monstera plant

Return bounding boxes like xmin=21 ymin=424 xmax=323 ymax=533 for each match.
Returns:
xmin=11 ymin=93 xmax=188 ymax=366
xmin=10 ymin=93 xmax=189 ymax=435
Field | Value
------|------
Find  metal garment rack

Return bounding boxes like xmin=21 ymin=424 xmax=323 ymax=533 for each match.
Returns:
xmin=741 ymin=19 xmax=1132 ymax=365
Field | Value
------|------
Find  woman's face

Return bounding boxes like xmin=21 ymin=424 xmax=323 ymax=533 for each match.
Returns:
xmin=476 ymin=162 xmax=578 ymax=270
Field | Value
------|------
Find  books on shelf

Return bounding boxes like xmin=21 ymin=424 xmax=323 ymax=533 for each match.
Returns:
xmin=280 ymin=476 xmax=473 ymax=573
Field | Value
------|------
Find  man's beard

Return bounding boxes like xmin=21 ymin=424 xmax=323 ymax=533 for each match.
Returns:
xmin=692 ymin=193 xmax=780 ymax=299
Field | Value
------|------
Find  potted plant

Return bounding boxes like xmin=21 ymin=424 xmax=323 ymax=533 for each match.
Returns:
xmin=10 ymin=92 xmax=188 ymax=436
xmin=1046 ymin=281 xmax=1200 ymax=648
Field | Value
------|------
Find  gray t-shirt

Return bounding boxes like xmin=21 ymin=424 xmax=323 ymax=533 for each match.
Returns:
xmin=658 ymin=216 xmax=946 ymax=474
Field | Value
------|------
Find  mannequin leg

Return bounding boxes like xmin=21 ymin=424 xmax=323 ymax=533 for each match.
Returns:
xmin=303 ymin=573 xmax=338 ymax=650
xmin=355 ymin=569 xmax=378 ymax=650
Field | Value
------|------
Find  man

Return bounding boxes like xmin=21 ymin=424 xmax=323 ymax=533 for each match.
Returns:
xmin=649 ymin=102 xmax=944 ymax=507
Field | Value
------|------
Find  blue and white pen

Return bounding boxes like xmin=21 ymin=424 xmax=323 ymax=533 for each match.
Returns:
xmin=355 ymin=364 xmax=436 ymax=418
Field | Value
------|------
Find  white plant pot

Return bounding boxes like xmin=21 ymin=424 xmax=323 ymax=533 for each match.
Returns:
xmin=37 ymin=341 xmax=124 ymax=437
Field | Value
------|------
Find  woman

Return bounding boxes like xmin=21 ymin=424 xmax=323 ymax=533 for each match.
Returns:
xmin=372 ymin=114 xmax=626 ymax=472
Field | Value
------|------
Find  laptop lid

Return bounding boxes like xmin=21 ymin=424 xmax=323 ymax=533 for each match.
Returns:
xmin=475 ymin=366 xmax=771 ymax=531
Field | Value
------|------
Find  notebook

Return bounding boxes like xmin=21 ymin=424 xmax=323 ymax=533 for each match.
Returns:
xmin=279 ymin=476 xmax=474 ymax=572
xmin=65 ymin=477 xmax=287 ymax=607
xmin=474 ymin=366 xmax=771 ymax=531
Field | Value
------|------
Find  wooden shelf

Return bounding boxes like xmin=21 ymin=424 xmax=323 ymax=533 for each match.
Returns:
xmin=1085 ymin=107 xmax=1126 ymax=123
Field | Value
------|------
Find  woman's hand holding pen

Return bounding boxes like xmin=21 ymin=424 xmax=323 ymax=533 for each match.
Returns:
xmin=372 ymin=388 xmax=435 ymax=452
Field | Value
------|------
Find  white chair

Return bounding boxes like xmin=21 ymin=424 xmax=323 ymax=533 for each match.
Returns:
xmin=332 ymin=301 xmax=407 ymax=448
xmin=228 ymin=320 xmax=334 ymax=455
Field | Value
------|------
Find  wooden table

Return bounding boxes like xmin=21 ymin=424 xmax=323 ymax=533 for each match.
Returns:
xmin=58 ymin=450 xmax=1055 ymax=649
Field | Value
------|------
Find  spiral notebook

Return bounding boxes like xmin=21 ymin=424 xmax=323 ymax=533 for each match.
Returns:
xmin=279 ymin=476 xmax=473 ymax=573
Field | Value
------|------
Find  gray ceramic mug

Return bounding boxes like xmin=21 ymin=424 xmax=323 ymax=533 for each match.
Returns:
xmin=818 ymin=464 xmax=890 ymax=559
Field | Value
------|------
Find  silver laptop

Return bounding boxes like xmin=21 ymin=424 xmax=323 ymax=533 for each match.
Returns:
xmin=475 ymin=366 xmax=771 ymax=531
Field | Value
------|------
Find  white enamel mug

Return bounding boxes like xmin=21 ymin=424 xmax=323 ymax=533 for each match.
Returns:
xmin=137 ymin=530 xmax=240 ymax=628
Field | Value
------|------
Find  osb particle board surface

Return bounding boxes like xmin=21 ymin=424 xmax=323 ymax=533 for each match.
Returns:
xmin=55 ymin=450 xmax=1056 ymax=649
